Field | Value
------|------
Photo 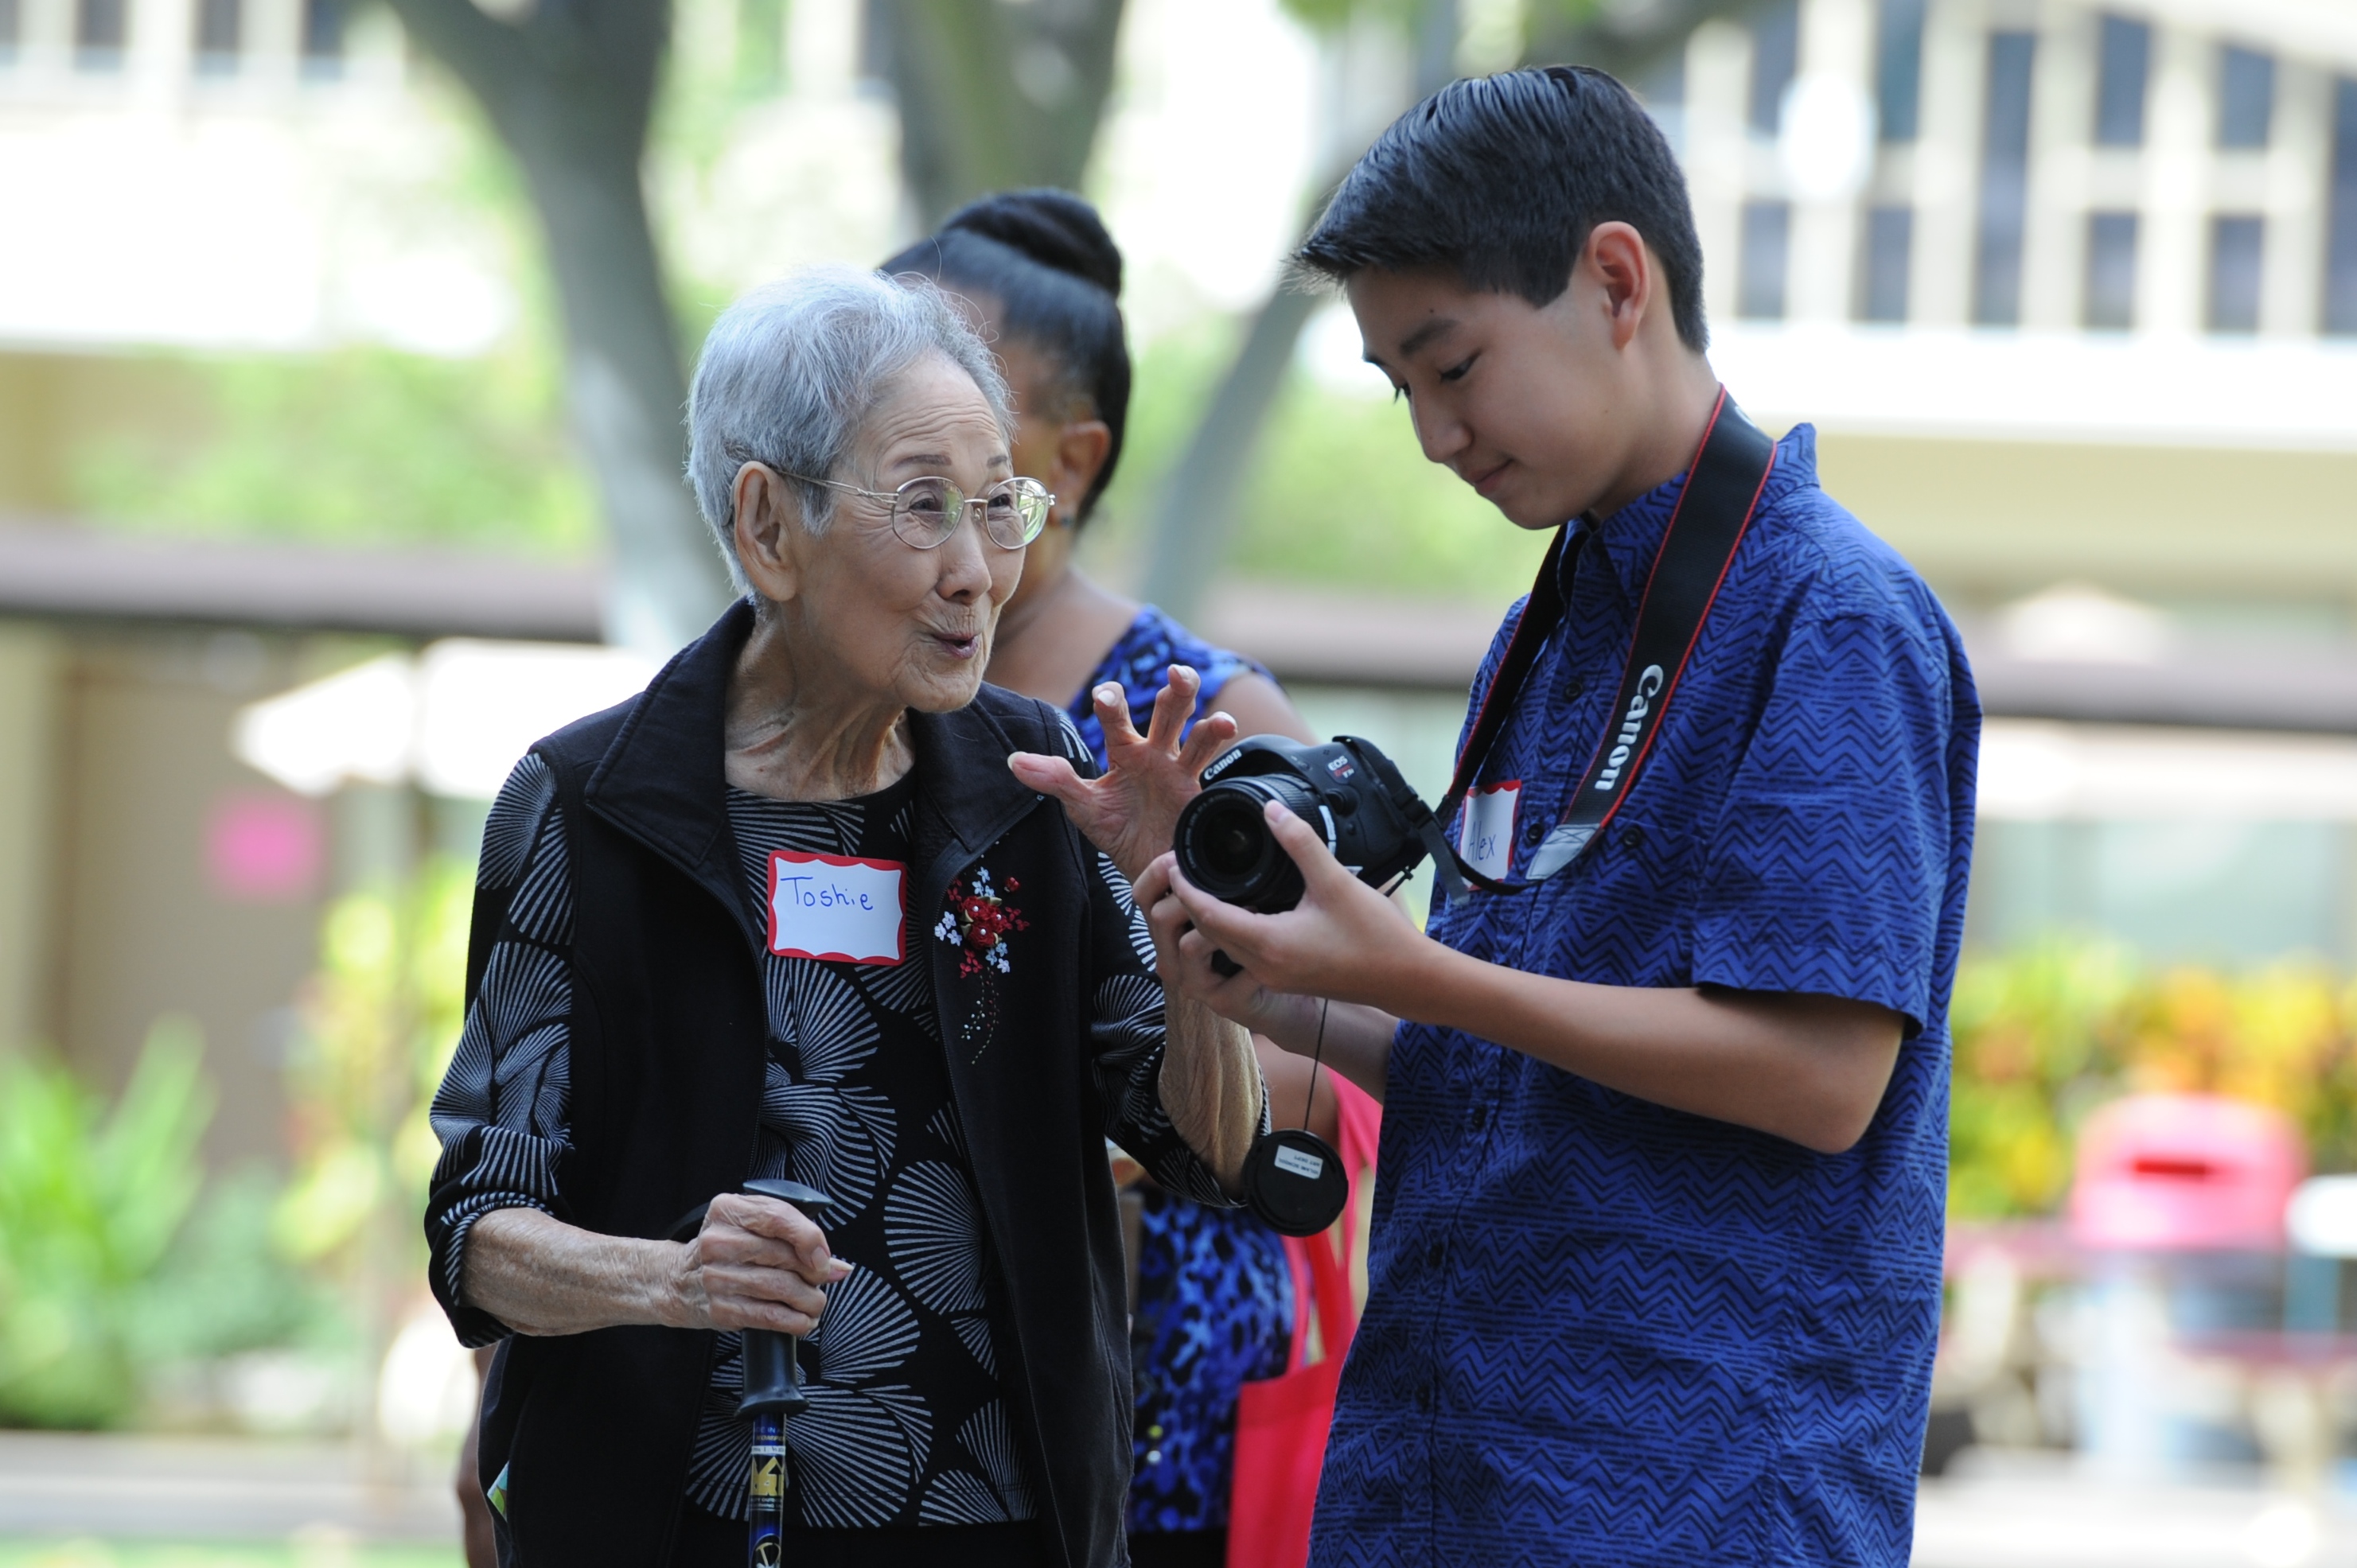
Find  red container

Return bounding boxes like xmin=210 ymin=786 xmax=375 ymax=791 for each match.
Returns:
xmin=2069 ymin=1094 xmax=2304 ymax=1252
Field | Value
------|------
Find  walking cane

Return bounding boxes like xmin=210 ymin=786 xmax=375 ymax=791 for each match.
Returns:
xmin=737 ymin=1178 xmax=836 ymax=1568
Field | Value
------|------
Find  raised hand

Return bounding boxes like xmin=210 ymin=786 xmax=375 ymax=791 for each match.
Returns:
xmin=1007 ymin=665 xmax=1240 ymax=885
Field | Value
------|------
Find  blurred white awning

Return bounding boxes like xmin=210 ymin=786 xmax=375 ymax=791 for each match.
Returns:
xmin=1712 ymin=325 xmax=2357 ymax=454
xmin=234 ymin=640 xmax=655 ymax=800
xmin=1980 ymin=719 xmax=2357 ymax=822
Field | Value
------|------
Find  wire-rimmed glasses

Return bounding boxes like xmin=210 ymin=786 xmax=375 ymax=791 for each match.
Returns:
xmin=790 ymin=472 xmax=1054 ymax=551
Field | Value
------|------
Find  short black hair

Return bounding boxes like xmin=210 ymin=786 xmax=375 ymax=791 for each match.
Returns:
xmin=1298 ymin=66 xmax=1708 ymax=352
xmin=881 ymin=189 xmax=1132 ymax=524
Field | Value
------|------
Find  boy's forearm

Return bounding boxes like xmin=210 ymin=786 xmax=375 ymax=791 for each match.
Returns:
xmin=1381 ymin=941 xmax=1901 ymax=1154
xmin=1260 ymin=993 xmax=1396 ymax=1103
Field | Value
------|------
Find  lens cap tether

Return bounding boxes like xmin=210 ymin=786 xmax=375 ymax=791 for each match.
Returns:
xmin=1241 ymin=1000 xmax=1349 ymax=1237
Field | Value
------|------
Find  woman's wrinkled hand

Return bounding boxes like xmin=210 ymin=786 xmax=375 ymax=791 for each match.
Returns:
xmin=1007 ymin=665 xmax=1238 ymax=885
xmin=664 ymin=1192 xmax=851 ymax=1338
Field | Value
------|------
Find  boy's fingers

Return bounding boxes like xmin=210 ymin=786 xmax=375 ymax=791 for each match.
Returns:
xmin=1264 ymin=802 xmax=1352 ymax=889
xmin=1133 ymin=850 xmax=1178 ymax=908
xmin=1165 ymin=862 xmax=1263 ymax=948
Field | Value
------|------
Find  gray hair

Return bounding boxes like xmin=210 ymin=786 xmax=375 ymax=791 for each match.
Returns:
xmin=685 ymin=265 xmax=1015 ymax=591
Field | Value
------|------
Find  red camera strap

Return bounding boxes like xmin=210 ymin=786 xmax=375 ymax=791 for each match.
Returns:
xmin=1430 ymin=388 xmax=1778 ymax=901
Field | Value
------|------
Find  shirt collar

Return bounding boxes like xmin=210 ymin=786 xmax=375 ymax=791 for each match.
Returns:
xmin=1571 ymin=419 xmax=1817 ymax=605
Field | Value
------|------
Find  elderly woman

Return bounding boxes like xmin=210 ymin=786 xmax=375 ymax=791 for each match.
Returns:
xmin=423 ymin=267 xmax=1264 ymax=1568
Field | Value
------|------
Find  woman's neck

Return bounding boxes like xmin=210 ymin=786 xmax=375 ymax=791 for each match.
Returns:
xmin=725 ymin=613 xmax=914 ymax=802
xmin=987 ymin=561 xmax=1140 ymax=706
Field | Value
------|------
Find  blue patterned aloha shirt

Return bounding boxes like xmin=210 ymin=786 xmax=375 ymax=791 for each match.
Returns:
xmin=1309 ymin=426 xmax=1979 ymax=1568
xmin=1072 ymin=605 xmax=1298 ymax=1538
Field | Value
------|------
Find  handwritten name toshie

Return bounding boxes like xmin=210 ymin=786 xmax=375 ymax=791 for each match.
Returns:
xmin=766 ymin=851 xmax=906 ymax=966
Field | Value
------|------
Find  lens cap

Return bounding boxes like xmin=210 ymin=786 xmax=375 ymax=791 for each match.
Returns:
xmin=1241 ymin=1127 xmax=1349 ymax=1236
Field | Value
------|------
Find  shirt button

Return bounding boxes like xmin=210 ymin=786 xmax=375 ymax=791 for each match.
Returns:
xmin=1521 ymin=819 xmax=1547 ymax=846
xmin=1564 ymin=676 xmax=1585 ymax=702
xmin=1426 ymin=1241 xmax=1445 ymax=1270
xmin=1415 ymin=1384 xmax=1434 ymax=1412
xmin=1619 ymin=825 xmax=1645 ymax=849
xmin=1469 ymin=1104 xmax=1489 ymax=1131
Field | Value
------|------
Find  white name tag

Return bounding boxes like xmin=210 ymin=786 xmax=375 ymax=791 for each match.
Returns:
xmin=1272 ymin=1144 xmax=1326 ymax=1181
xmin=766 ymin=852 xmax=906 ymax=966
xmin=1457 ymin=781 xmax=1521 ymax=881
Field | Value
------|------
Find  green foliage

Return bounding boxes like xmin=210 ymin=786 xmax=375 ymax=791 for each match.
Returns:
xmin=1085 ymin=330 xmax=1553 ymax=605
xmin=1950 ymin=938 xmax=2357 ymax=1218
xmin=0 ymin=1021 xmax=214 ymax=1427
xmin=276 ymin=858 xmax=472 ymax=1278
xmin=1949 ymin=940 xmax=2137 ymax=1219
xmin=131 ymin=1166 xmax=345 ymax=1367
xmin=66 ymin=346 xmax=596 ymax=560
xmin=1232 ymin=378 xmax=1555 ymax=601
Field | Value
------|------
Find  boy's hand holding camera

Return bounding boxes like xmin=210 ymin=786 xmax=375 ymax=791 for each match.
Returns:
xmin=1136 ymin=800 xmax=1905 ymax=1158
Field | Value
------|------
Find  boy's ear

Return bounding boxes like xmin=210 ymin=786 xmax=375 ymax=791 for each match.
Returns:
xmin=1584 ymin=221 xmax=1654 ymax=351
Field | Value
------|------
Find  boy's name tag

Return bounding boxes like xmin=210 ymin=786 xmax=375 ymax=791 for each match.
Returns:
xmin=766 ymin=852 xmax=906 ymax=966
xmin=1457 ymin=781 xmax=1521 ymax=882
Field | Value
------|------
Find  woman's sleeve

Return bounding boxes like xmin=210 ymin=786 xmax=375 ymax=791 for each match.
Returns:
xmin=424 ymin=753 xmax=580 ymax=1347
xmin=1080 ymin=842 xmax=1253 ymax=1209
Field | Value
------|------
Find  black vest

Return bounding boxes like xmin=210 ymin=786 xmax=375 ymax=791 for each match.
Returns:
xmin=473 ymin=601 xmax=1135 ymax=1567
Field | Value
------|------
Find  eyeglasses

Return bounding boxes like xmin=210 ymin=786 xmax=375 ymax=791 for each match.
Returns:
xmin=789 ymin=472 xmax=1054 ymax=551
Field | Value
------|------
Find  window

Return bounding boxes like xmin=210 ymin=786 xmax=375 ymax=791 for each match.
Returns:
xmin=300 ymin=0 xmax=342 ymax=73
xmin=2207 ymin=216 xmax=2265 ymax=332
xmin=75 ymin=0 xmax=125 ymax=68
xmin=1974 ymin=31 xmax=2037 ymax=326
xmin=1749 ymin=0 xmax=1799 ymax=136
xmin=2094 ymin=14 xmax=2151 ymax=147
xmin=2084 ymin=212 xmax=2139 ymax=329
xmin=194 ymin=0 xmax=239 ymax=72
xmin=1740 ymin=201 xmax=1792 ymax=320
xmin=2218 ymin=47 xmax=2275 ymax=150
xmin=1860 ymin=206 xmax=1913 ymax=321
xmin=1876 ymin=0 xmax=1927 ymax=143
xmin=2329 ymin=79 xmax=2357 ymax=335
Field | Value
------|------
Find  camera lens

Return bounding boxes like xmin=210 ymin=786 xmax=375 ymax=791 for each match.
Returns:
xmin=1202 ymin=813 xmax=1263 ymax=881
xmin=1176 ymin=776 xmax=1320 ymax=912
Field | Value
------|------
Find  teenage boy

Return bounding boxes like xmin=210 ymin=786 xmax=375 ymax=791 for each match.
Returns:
xmin=1128 ymin=67 xmax=1976 ymax=1567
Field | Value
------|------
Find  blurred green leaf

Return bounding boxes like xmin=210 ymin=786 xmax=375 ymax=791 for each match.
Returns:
xmin=64 ymin=347 xmax=595 ymax=559
xmin=0 ymin=1019 xmax=215 ymax=1427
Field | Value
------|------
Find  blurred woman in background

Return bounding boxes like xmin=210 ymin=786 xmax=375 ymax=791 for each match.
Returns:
xmin=883 ymin=193 xmax=1341 ymax=1568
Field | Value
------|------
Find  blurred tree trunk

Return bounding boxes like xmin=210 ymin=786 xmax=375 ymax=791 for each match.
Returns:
xmin=875 ymin=0 xmax=1130 ymax=228
xmin=1137 ymin=0 xmax=1455 ymax=623
xmin=378 ymin=0 xmax=732 ymax=656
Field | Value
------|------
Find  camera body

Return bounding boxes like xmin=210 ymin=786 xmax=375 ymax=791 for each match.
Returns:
xmin=1173 ymin=734 xmax=1436 ymax=913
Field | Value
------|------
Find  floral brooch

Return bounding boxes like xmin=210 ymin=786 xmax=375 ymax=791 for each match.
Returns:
xmin=935 ymin=866 xmax=1027 ymax=979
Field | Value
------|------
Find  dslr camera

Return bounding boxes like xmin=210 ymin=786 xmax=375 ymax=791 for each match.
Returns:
xmin=1173 ymin=735 xmax=1439 ymax=913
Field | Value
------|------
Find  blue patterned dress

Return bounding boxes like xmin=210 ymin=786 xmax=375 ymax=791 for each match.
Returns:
xmin=1069 ymin=605 xmax=1298 ymax=1539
